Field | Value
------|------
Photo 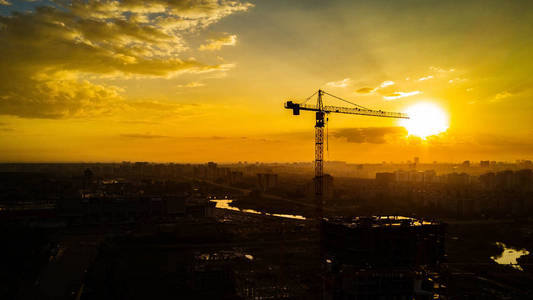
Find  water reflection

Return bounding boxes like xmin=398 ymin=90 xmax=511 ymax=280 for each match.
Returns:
xmin=491 ymin=242 xmax=530 ymax=271
xmin=210 ymin=199 xmax=306 ymax=220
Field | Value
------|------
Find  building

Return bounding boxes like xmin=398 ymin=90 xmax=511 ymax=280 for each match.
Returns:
xmin=323 ymin=216 xmax=446 ymax=299
xmin=256 ymin=173 xmax=278 ymax=192
xmin=207 ymin=162 xmax=218 ymax=180
xmin=228 ymin=171 xmax=244 ymax=185
xmin=56 ymin=194 xmax=215 ymax=225
xmin=423 ymin=170 xmax=437 ymax=183
xmin=446 ymin=172 xmax=470 ymax=186
xmin=375 ymin=172 xmax=395 ymax=186
xmin=306 ymin=174 xmax=334 ymax=200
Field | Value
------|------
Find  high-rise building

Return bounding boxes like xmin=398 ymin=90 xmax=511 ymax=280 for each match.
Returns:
xmin=256 ymin=173 xmax=278 ymax=192
xmin=376 ymin=172 xmax=395 ymax=186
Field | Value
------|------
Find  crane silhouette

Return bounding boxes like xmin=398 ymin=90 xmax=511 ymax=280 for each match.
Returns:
xmin=285 ymin=90 xmax=409 ymax=297
xmin=284 ymin=89 xmax=409 ymax=217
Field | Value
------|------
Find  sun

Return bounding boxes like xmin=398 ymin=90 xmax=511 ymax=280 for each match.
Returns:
xmin=400 ymin=102 xmax=449 ymax=139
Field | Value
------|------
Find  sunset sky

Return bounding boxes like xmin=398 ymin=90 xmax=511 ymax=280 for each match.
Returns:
xmin=1 ymin=0 xmax=532 ymax=163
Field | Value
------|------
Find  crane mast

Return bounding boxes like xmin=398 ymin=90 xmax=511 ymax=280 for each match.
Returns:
xmin=314 ymin=90 xmax=326 ymax=215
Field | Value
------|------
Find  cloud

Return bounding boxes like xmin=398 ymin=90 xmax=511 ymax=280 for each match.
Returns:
xmin=0 ymin=121 xmax=14 ymax=131
xmin=429 ymin=66 xmax=455 ymax=74
xmin=383 ymin=91 xmax=422 ymax=100
xmin=416 ymin=67 xmax=460 ymax=83
xmin=356 ymin=87 xmax=375 ymax=94
xmin=418 ymin=75 xmax=434 ymax=81
xmin=380 ymin=80 xmax=394 ymax=88
xmin=123 ymin=100 xmax=206 ymax=120
xmin=448 ymin=77 xmax=467 ymax=84
xmin=475 ymin=134 xmax=533 ymax=152
xmin=333 ymin=127 xmax=407 ymax=144
xmin=126 ymin=100 xmax=195 ymax=111
xmin=177 ymin=82 xmax=205 ymax=88
xmin=120 ymin=133 xmax=171 ymax=139
xmin=326 ymin=78 xmax=351 ymax=88
xmin=120 ymin=120 xmax=160 ymax=125
xmin=65 ymin=0 xmax=253 ymax=29
xmin=490 ymin=91 xmax=513 ymax=103
xmin=0 ymin=0 xmax=251 ymax=118
xmin=199 ymin=34 xmax=237 ymax=51
xmin=355 ymin=80 xmax=393 ymax=94
xmin=0 ymin=78 xmax=124 ymax=119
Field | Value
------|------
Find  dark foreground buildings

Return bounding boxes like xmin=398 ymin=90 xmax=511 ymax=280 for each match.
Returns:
xmin=323 ymin=216 xmax=446 ymax=299
xmin=2 ymin=164 xmax=533 ymax=299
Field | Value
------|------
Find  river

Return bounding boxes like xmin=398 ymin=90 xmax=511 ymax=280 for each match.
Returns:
xmin=210 ymin=199 xmax=306 ymax=220
xmin=490 ymin=242 xmax=530 ymax=271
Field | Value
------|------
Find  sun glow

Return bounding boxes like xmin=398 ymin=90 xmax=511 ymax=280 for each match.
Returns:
xmin=400 ymin=102 xmax=449 ymax=139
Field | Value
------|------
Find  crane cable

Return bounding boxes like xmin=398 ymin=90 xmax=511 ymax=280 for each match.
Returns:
xmin=301 ymin=90 xmax=318 ymax=104
xmin=322 ymin=91 xmax=370 ymax=110
xmin=326 ymin=116 xmax=329 ymax=158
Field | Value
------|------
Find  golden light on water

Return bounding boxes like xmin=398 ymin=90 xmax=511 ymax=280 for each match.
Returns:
xmin=400 ymin=102 xmax=449 ymax=139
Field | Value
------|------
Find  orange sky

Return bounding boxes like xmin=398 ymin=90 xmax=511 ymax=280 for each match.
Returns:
xmin=1 ymin=0 xmax=532 ymax=163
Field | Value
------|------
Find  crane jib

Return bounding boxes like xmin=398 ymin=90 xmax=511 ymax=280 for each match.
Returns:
xmin=284 ymin=100 xmax=409 ymax=119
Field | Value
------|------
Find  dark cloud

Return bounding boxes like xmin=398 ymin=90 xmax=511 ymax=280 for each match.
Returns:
xmin=119 ymin=120 xmax=161 ymax=125
xmin=0 ymin=121 xmax=14 ymax=131
xmin=474 ymin=134 xmax=533 ymax=153
xmin=332 ymin=127 xmax=407 ymax=144
xmin=120 ymin=133 xmax=170 ymax=139
xmin=0 ymin=79 xmax=124 ymax=119
xmin=356 ymin=87 xmax=374 ymax=94
xmin=207 ymin=136 xmax=259 ymax=141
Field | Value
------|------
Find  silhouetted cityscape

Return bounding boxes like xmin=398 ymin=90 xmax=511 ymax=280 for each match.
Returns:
xmin=1 ymin=160 xmax=532 ymax=299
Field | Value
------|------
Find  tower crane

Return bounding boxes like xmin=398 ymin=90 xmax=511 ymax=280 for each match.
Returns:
xmin=284 ymin=89 xmax=409 ymax=217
